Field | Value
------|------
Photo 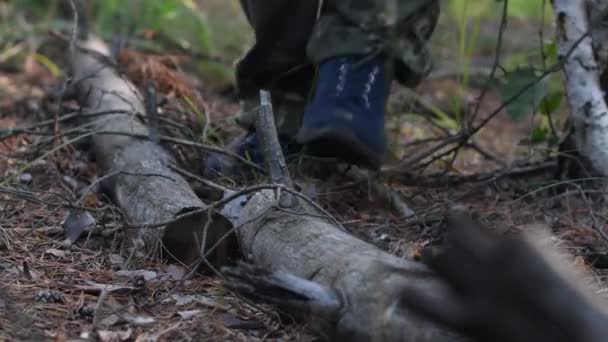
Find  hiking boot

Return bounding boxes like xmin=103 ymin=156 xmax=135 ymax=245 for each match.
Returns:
xmin=204 ymin=131 xmax=301 ymax=178
xmin=296 ymin=55 xmax=390 ymax=169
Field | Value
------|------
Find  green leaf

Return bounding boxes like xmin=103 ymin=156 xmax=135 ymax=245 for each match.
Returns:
xmin=543 ymin=41 xmax=559 ymax=65
xmin=497 ymin=67 xmax=548 ymax=121
xmin=34 ymin=53 xmax=61 ymax=77
xmin=448 ymin=0 xmax=492 ymax=21
xmin=92 ymin=0 xmax=213 ymax=55
xmin=531 ymin=125 xmax=549 ymax=144
xmin=539 ymin=91 xmax=563 ymax=116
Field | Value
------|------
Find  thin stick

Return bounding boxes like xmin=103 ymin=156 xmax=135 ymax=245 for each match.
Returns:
xmin=255 ymin=90 xmax=295 ymax=207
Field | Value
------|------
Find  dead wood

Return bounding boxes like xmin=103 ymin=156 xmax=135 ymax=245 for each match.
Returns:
xmin=68 ymin=36 xmax=230 ymax=266
xmin=230 ymin=192 xmax=463 ymax=341
xmin=223 ymin=91 xmax=462 ymax=341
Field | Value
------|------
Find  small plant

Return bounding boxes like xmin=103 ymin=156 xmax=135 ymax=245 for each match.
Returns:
xmin=447 ymin=0 xmax=489 ymax=124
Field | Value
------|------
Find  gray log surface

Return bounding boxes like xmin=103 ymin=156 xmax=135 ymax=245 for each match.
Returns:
xmin=69 ymin=37 xmax=230 ymax=265
xmin=236 ymin=190 xmax=462 ymax=341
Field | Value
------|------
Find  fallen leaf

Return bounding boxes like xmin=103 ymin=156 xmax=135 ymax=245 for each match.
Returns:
xmin=81 ymin=192 xmax=99 ymax=208
xmin=45 ymin=248 xmax=68 ymax=258
xmin=62 ymin=175 xmax=78 ymax=190
xmin=116 ymin=270 xmax=157 ymax=281
xmin=62 ymin=210 xmax=95 ymax=243
xmin=98 ymin=329 xmax=132 ymax=342
xmin=170 ymin=294 xmax=196 ymax=306
xmin=99 ymin=314 xmax=121 ymax=327
xmin=71 ymin=282 xmax=138 ymax=295
xmin=119 ymin=48 xmax=194 ymax=99
xmin=98 ymin=313 xmax=155 ymax=328
xmin=167 ymin=294 xmax=228 ymax=310
xmin=109 ymin=254 xmax=125 ymax=265
xmin=122 ymin=313 xmax=156 ymax=326
xmin=19 ymin=172 xmax=32 ymax=184
xmin=177 ymin=310 xmax=202 ymax=320
xmin=164 ymin=264 xmax=185 ymax=280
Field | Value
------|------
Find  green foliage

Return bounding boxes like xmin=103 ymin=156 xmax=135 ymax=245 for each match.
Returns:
xmin=508 ymin=0 xmax=553 ymax=19
xmin=497 ymin=67 xmax=548 ymax=120
xmin=445 ymin=0 xmax=564 ymax=146
xmin=3 ymin=0 xmax=215 ymax=60
xmin=443 ymin=0 xmax=555 ymax=127
xmin=495 ymin=33 xmax=564 ymax=144
xmin=93 ymin=0 xmax=213 ymax=53
xmin=6 ymin=0 xmax=60 ymax=20
xmin=496 ymin=62 xmax=565 ymax=144
xmin=445 ymin=0 xmax=484 ymax=124
xmin=448 ymin=0 xmax=552 ymax=20
xmin=1 ymin=0 xmax=233 ymax=84
xmin=539 ymin=91 xmax=563 ymax=117
xmin=448 ymin=0 xmax=492 ymax=20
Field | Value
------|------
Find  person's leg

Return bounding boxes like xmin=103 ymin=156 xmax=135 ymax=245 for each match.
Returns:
xmin=298 ymin=0 xmax=440 ymax=169
xmin=205 ymin=0 xmax=319 ymax=177
xmin=308 ymin=0 xmax=439 ymax=87
xmin=235 ymin=0 xmax=319 ymax=138
xmin=208 ymin=0 xmax=440 ymax=175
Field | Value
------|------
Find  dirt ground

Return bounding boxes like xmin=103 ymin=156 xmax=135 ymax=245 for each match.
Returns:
xmin=2 ymin=2 xmax=608 ymax=341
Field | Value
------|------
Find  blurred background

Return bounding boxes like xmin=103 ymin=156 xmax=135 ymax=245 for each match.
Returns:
xmin=0 ymin=0 xmax=561 ymax=169
xmin=0 ymin=0 xmax=553 ymax=85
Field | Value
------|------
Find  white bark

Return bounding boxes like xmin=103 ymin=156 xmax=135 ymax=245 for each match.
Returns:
xmin=589 ymin=0 xmax=608 ymax=71
xmin=554 ymin=0 xmax=608 ymax=175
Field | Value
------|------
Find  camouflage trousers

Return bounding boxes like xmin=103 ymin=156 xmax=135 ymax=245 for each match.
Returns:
xmin=236 ymin=0 xmax=440 ymax=137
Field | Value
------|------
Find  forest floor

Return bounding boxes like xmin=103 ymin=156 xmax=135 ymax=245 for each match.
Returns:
xmin=2 ymin=2 xmax=608 ymax=341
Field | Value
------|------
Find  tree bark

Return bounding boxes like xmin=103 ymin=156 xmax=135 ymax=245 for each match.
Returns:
xmin=69 ymin=37 xmax=230 ymax=266
xmin=554 ymin=0 xmax=608 ymax=175
xmin=232 ymin=190 xmax=461 ymax=341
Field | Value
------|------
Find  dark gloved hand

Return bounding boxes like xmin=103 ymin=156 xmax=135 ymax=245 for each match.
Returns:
xmin=401 ymin=212 xmax=608 ymax=342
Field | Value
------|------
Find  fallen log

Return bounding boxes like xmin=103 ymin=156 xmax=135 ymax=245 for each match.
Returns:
xmin=223 ymin=91 xmax=461 ymax=341
xmin=68 ymin=36 xmax=230 ymax=266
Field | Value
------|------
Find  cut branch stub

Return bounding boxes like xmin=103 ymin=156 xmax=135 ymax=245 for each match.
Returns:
xmin=254 ymin=90 xmax=295 ymax=207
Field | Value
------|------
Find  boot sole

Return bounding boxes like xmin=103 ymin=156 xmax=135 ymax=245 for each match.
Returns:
xmin=296 ymin=125 xmax=384 ymax=170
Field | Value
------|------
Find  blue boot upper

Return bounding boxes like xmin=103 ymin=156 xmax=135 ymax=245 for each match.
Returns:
xmin=296 ymin=54 xmax=390 ymax=169
xmin=206 ymin=54 xmax=390 ymax=177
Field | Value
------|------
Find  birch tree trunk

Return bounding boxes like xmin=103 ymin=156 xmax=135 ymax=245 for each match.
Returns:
xmin=554 ymin=0 xmax=608 ymax=175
